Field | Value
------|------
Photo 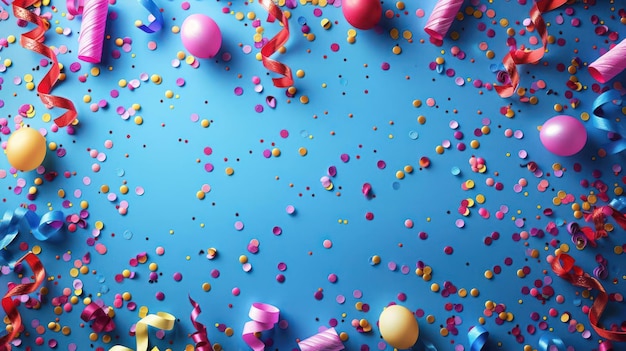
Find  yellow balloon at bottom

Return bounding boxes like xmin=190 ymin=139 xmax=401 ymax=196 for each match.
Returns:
xmin=6 ymin=127 xmax=47 ymax=171
xmin=378 ymin=304 xmax=419 ymax=349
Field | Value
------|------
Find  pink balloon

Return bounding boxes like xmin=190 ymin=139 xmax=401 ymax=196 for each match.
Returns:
xmin=342 ymin=0 xmax=382 ymax=30
xmin=539 ymin=115 xmax=587 ymax=156
xmin=181 ymin=14 xmax=222 ymax=59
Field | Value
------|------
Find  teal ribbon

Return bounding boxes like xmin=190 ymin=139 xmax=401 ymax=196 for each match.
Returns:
xmin=0 ymin=208 xmax=64 ymax=266
xmin=467 ymin=326 xmax=488 ymax=351
xmin=136 ymin=0 xmax=163 ymax=33
xmin=537 ymin=334 xmax=566 ymax=351
xmin=591 ymin=89 xmax=626 ymax=154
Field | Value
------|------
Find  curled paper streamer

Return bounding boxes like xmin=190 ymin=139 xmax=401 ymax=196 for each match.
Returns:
xmin=12 ymin=0 xmax=78 ymax=127
xmin=135 ymin=0 xmax=163 ymax=33
xmin=298 ymin=327 xmax=344 ymax=351
xmin=494 ymin=0 xmax=567 ymax=98
xmin=551 ymin=253 xmax=626 ymax=342
xmin=77 ymin=0 xmax=109 ymax=63
xmin=591 ymin=90 xmax=626 ymax=154
xmin=423 ymin=0 xmax=464 ymax=44
xmin=566 ymin=222 xmax=596 ymax=249
xmin=0 ymin=252 xmax=45 ymax=351
xmin=0 ymin=208 xmax=63 ymax=265
xmin=467 ymin=325 xmax=488 ymax=351
xmin=258 ymin=0 xmax=294 ymax=88
xmin=66 ymin=0 xmax=84 ymax=16
xmin=81 ymin=302 xmax=115 ymax=333
xmin=537 ymin=334 xmax=566 ymax=351
xmin=188 ymin=296 xmax=211 ymax=351
xmin=242 ymin=303 xmax=280 ymax=351
xmin=589 ymin=39 xmax=626 ymax=84
xmin=109 ymin=312 xmax=176 ymax=351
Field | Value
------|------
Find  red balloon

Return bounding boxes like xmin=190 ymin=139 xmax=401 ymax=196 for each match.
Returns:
xmin=342 ymin=0 xmax=382 ymax=30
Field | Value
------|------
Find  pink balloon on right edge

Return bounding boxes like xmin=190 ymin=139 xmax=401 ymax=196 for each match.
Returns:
xmin=539 ymin=115 xmax=587 ymax=156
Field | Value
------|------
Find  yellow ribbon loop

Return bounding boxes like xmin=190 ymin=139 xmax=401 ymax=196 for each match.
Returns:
xmin=109 ymin=312 xmax=176 ymax=351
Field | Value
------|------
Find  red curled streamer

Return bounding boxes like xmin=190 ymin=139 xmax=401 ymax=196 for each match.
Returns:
xmin=551 ymin=253 xmax=626 ymax=342
xmin=188 ymin=296 xmax=211 ymax=351
xmin=12 ymin=0 xmax=78 ymax=127
xmin=257 ymin=0 xmax=294 ymax=88
xmin=81 ymin=302 xmax=115 ymax=333
xmin=494 ymin=0 xmax=567 ymax=98
xmin=583 ymin=206 xmax=626 ymax=239
xmin=0 ymin=252 xmax=45 ymax=351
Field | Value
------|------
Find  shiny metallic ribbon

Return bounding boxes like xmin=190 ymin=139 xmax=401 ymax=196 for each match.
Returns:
xmin=242 ymin=303 xmax=280 ymax=351
xmin=591 ymin=89 xmax=626 ymax=154
xmin=109 ymin=312 xmax=176 ymax=351
xmin=0 ymin=208 xmax=64 ymax=266
xmin=12 ymin=0 xmax=78 ymax=127
xmin=467 ymin=325 xmax=488 ymax=351
xmin=494 ymin=0 xmax=567 ymax=97
xmin=257 ymin=0 xmax=294 ymax=88
xmin=298 ymin=327 xmax=344 ymax=351
xmin=537 ymin=334 xmax=566 ymax=351
xmin=551 ymin=253 xmax=626 ymax=342
xmin=188 ymin=296 xmax=211 ymax=351
xmin=77 ymin=0 xmax=109 ymax=63
xmin=0 ymin=252 xmax=45 ymax=351
xmin=136 ymin=0 xmax=163 ymax=33
xmin=66 ymin=0 xmax=84 ymax=15
xmin=81 ymin=302 xmax=116 ymax=333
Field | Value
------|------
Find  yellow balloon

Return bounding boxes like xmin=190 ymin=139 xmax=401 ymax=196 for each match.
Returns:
xmin=378 ymin=304 xmax=419 ymax=349
xmin=6 ymin=127 xmax=47 ymax=171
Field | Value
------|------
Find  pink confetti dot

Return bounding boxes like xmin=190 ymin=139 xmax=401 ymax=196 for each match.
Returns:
xmin=323 ymin=239 xmax=332 ymax=248
xmin=155 ymin=292 xmax=165 ymax=300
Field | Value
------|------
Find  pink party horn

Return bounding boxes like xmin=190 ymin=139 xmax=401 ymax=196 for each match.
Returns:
xmin=298 ymin=327 xmax=345 ymax=351
xmin=77 ymin=0 xmax=108 ymax=63
xmin=424 ymin=0 xmax=465 ymax=41
xmin=589 ymin=39 xmax=626 ymax=84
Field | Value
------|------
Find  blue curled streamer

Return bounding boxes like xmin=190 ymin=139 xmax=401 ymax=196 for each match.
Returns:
xmin=411 ymin=338 xmax=438 ymax=351
xmin=0 ymin=208 xmax=64 ymax=265
xmin=537 ymin=334 xmax=566 ymax=351
xmin=609 ymin=196 xmax=626 ymax=212
xmin=467 ymin=326 xmax=488 ymax=351
xmin=136 ymin=0 xmax=163 ymax=33
xmin=591 ymin=89 xmax=626 ymax=154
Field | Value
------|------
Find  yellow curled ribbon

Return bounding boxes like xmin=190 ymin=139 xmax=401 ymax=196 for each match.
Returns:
xmin=109 ymin=312 xmax=176 ymax=351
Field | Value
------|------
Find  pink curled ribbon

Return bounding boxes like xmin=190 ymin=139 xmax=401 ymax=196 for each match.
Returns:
xmin=423 ymin=0 xmax=465 ymax=45
xmin=12 ymin=0 xmax=78 ymax=127
xmin=258 ymin=0 xmax=294 ymax=88
xmin=589 ymin=39 xmax=626 ymax=84
xmin=135 ymin=0 xmax=163 ymax=33
xmin=74 ymin=0 xmax=109 ymax=63
xmin=81 ymin=302 xmax=115 ymax=333
xmin=66 ymin=0 xmax=84 ymax=15
xmin=0 ymin=252 xmax=45 ymax=351
xmin=188 ymin=296 xmax=211 ymax=351
xmin=494 ymin=0 xmax=567 ymax=98
xmin=298 ymin=327 xmax=344 ymax=351
xmin=109 ymin=311 xmax=176 ymax=351
xmin=242 ymin=303 xmax=280 ymax=351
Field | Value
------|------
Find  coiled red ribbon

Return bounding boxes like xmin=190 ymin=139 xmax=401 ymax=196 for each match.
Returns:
xmin=81 ymin=302 xmax=115 ymax=333
xmin=12 ymin=0 xmax=78 ymax=127
xmin=494 ymin=0 xmax=567 ymax=98
xmin=583 ymin=200 xmax=626 ymax=239
xmin=551 ymin=253 xmax=626 ymax=342
xmin=257 ymin=0 xmax=293 ymax=88
xmin=188 ymin=296 xmax=211 ymax=351
xmin=0 ymin=252 xmax=45 ymax=351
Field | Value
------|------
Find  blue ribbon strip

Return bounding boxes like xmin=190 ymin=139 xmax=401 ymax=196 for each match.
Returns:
xmin=0 ymin=208 xmax=64 ymax=265
xmin=136 ymin=0 xmax=163 ymax=33
xmin=467 ymin=325 xmax=488 ymax=351
xmin=537 ymin=334 xmax=566 ymax=351
xmin=591 ymin=89 xmax=626 ymax=154
xmin=609 ymin=196 xmax=626 ymax=212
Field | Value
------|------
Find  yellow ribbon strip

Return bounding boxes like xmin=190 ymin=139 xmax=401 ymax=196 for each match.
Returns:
xmin=109 ymin=312 xmax=176 ymax=351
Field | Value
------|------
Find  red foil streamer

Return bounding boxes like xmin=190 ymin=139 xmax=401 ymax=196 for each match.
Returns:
xmin=551 ymin=253 xmax=626 ymax=342
xmin=258 ymin=0 xmax=294 ymax=88
xmin=0 ymin=252 xmax=45 ymax=351
xmin=12 ymin=0 xmax=78 ymax=127
xmin=494 ymin=0 xmax=567 ymax=98
xmin=583 ymin=205 xmax=626 ymax=239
